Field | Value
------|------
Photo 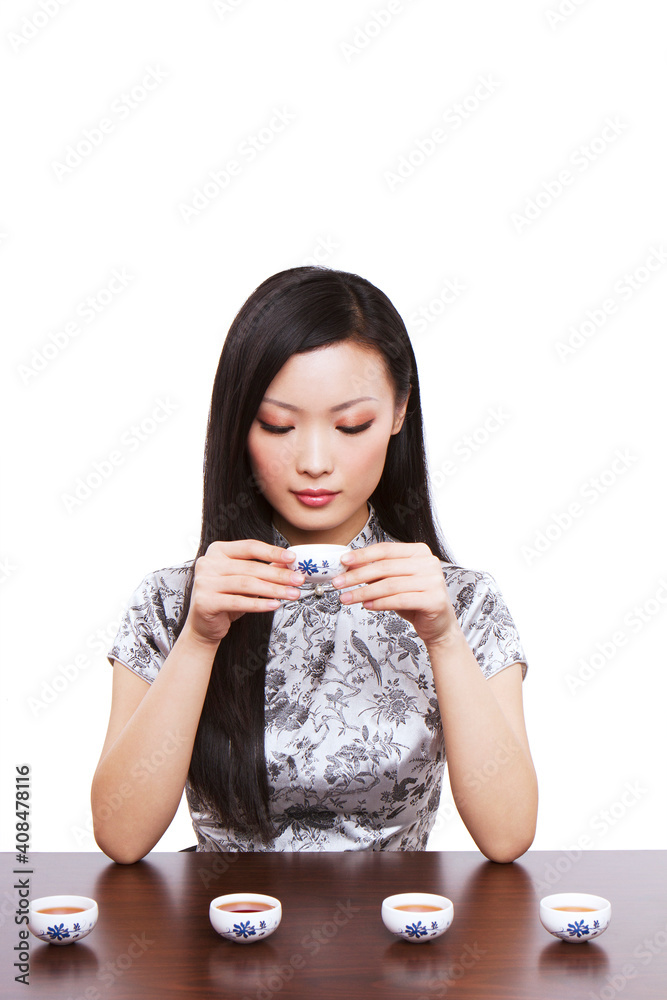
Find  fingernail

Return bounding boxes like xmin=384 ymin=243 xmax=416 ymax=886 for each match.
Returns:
xmin=331 ymin=575 xmax=344 ymax=587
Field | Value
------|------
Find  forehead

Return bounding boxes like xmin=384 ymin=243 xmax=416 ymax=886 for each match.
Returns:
xmin=262 ymin=342 xmax=393 ymax=405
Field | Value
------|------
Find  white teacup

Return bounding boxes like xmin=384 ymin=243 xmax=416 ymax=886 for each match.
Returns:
xmin=285 ymin=544 xmax=349 ymax=582
xmin=209 ymin=893 xmax=282 ymax=944
xmin=28 ymin=895 xmax=98 ymax=946
xmin=539 ymin=893 xmax=611 ymax=943
xmin=381 ymin=892 xmax=454 ymax=943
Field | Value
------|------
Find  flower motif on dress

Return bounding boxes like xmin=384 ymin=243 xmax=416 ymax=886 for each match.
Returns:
xmin=306 ymin=655 xmax=327 ymax=680
xmin=453 ymin=581 xmax=476 ymax=618
xmin=382 ymin=615 xmax=411 ymax=636
xmin=363 ymin=679 xmax=419 ymax=727
xmin=265 ymin=692 xmax=309 ymax=731
xmin=423 ymin=697 xmax=442 ymax=735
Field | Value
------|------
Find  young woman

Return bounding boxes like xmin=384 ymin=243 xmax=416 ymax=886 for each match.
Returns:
xmin=92 ymin=266 xmax=537 ymax=863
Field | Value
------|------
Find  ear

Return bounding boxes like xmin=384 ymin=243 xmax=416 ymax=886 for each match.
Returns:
xmin=391 ymin=389 xmax=411 ymax=435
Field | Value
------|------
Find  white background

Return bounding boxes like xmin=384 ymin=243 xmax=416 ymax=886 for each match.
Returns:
xmin=1 ymin=0 xmax=665 ymax=857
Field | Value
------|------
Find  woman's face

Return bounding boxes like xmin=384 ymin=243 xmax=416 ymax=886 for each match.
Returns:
xmin=247 ymin=341 xmax=409 ymax=545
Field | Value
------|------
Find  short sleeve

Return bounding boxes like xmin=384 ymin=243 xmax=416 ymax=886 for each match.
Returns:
xmin=443 ymin=565 xmax=528 ymax=680
xmin=107 ymin=567 xmax=187 ymax=684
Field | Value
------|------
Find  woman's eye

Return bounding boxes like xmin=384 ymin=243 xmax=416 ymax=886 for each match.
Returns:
xmin=259 ymin=423 xmax=291 ymax=434
xmin=259 ymin=421 xmax=373 ymax=435
xmin=339 ymin=422 xmax=373 ymax=434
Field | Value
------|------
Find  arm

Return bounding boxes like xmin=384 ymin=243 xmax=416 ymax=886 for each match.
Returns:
xmin=334 ymin=542 xmax=538 ymax=863
xmin=426 ymin=631 xmax=537 ymax=863
xmin=91 ymin=541 xmax=304 ymax=864
xmin=91 ymin=625 xmax=218 ymax=864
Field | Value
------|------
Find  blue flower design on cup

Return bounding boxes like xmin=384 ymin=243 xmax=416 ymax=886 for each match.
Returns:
xmin=47 ymin=924 xmax=70 ymax=941
xmin=567 ymin=920 xmax=590 ymax=938
xmin=233 ymin=921 xmax=256 ymax=939
xmin=404 ymin=922 xmax=429 ymax=939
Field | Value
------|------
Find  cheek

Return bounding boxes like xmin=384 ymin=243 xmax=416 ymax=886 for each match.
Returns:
xmin=348 ymin=431 xmax=391 ymax=476
xmin=247 ymin=430 xmax=294 ymax=485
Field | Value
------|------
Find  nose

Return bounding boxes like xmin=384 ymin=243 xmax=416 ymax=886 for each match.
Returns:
xmin=294 ymin=428 xmax=334 ymax=477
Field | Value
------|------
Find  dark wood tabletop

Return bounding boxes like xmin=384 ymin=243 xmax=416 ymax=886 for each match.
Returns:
xmin=3 ymin=850 xmax=666 ymax=999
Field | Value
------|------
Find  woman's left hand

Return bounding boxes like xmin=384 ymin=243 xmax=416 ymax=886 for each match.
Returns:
xmin=331 ymin=542 xmax=460 ymax=649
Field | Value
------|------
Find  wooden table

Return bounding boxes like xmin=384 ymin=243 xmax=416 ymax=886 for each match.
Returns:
xmin=3 ymin=850 xmax=666 ymax=999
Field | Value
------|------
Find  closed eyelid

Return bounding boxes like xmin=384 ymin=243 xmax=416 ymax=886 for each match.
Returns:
xmin=258 ymin=419 xmax=374 ymax=434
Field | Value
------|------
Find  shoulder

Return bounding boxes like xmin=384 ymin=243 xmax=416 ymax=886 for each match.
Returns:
xmin=108 ymin=560 xmax=195 ymax=681
xmin=440 ymin=562 xmax=505 ymax=600
xmin=438 ymin=562 xmax=528 ymax=680
xmin=130 ymin=560 xmax=194 ymax=601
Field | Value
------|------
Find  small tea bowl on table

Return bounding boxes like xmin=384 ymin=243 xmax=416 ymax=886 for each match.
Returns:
xmin=209 ymin=893 xmax=282 ymax=944
xmin=381 ymin=892 xmax=454 ymax=943
xmin=28 ymin=895 xmax=98 ymax=945
xmin=539 ymin=892 xmax=611 ymax=943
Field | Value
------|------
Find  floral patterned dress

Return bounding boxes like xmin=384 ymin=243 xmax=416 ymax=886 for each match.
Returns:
xmin=108 ymin=504 xmax=528 ymax=851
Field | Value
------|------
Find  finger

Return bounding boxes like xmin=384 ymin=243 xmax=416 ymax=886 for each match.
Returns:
xmin=346 ymin=589 xmax=440 ymax=611
xmin=201 ymin=555 xmax=305 ymax=587
xmin=340 ymin=542 xmax=424 ymax=566
xmin=333 ymin=556 xmax=436 ymax=589
xmin=207 ymin=539 xmax=298 ymax=565
xmin=339 ymin=577 xmax=434 ymax=603
xmin=217 ymin=574 xmax=304 ymax=601
xmin=202 ymin=593 xmax=288 ymax=614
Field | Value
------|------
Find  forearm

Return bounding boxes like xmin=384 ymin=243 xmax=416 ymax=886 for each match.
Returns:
xmin=91 ymin=626 xmax=218 ymax=863
xmin=427 ymin=628 xmax=538 ymax=863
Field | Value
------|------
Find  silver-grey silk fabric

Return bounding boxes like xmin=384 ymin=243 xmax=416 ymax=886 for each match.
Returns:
xmin=108 ymin=504 xmax=528 ymax=851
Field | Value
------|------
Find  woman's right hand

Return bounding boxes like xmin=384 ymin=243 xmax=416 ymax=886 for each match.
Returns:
xmin=183 ymin=540 xmax=304 ymax=646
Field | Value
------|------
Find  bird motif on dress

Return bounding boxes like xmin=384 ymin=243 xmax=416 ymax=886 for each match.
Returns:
xmin=397 ymin=633 xmax=422 ymax=668
xmin=350 ymin=630 xmax=383 ymax=686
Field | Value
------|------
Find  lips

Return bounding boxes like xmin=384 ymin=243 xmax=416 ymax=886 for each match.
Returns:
xmin=293 ymin=490 xmax=340 ymax=507
xmin=293 ymin=490 xmax=339 ymax=497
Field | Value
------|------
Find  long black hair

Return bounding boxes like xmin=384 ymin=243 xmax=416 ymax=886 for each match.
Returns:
xmin=175 ymin=266 xmax=456 ymax=841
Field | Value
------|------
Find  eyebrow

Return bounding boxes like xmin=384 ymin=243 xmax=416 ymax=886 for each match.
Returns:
xmin=261 ymin=396 xmax=379 ymax=413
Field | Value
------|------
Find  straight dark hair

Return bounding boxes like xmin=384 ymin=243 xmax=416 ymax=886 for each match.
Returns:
xmin=174 ymin=266 xmax=456 ymax=842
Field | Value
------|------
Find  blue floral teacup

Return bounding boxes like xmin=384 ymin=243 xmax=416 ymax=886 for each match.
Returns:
xmin=382 ymin=892 xmax=454 ymax=943
xmin=209 ymin=893 xmax=282 ymax=944
xmin=284 ymin=544 xmax=350 ymax=582
xmin=540 ymin=892 xmax=611 ymax=943
xmin=29 ymin=895 xmax=98 ymax=945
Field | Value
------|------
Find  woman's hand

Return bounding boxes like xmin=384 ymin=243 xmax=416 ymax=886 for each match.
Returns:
xmin=332 ymin=542 xmax=459 ymax=649
xmin=185 ymin=540 xmax=305 ymax=646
